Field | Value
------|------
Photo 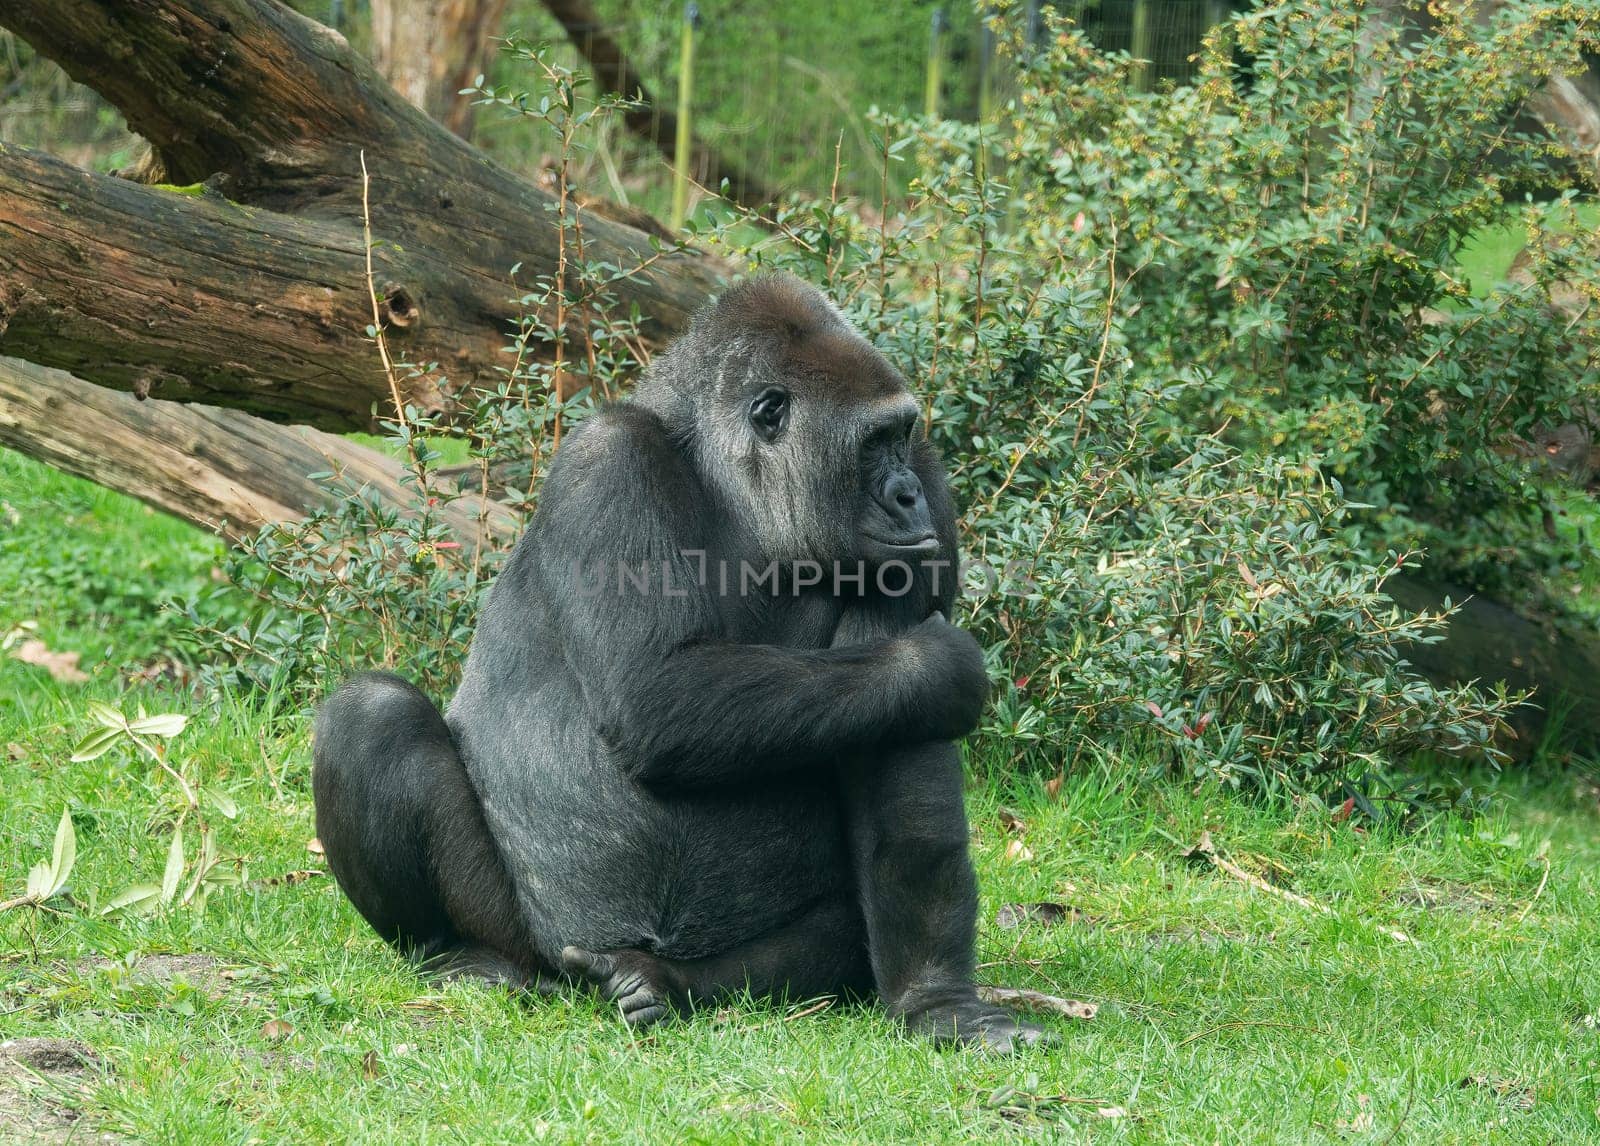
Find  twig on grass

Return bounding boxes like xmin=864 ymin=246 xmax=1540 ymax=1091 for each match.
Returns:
xmin=1183 ymin=831 xmax=1417 ymax=945
xmin=782 ymin=997 xmax=836 ymax=1023
xmin=977 ymin=986 xmax=1098 ymax=1021
xmin=1515 ymin=853 xmax=1552 ymax=923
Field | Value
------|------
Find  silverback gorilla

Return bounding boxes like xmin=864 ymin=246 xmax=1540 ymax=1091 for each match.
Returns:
xmin=313 ymin=273 xmax=1047 ymax=1050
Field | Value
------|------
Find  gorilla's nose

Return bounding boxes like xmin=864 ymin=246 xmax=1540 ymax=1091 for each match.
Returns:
xmin=879 ymin=470 xmax=930 ymax=530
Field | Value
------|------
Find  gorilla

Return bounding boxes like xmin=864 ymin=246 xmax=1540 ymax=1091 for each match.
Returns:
xmin=313 ymin=273 xmax=1047 ymax=1050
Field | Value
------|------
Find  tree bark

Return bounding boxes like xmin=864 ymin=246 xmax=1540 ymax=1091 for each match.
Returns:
xmin=1526 ymin=71 xmax=1600 ymax=183
xmin=539 ymin=0 xmax=778 ymax=210
xmin=1388 ymin=576 xmax=1600 ymax=757
xmin=370 ymin=0 xmax=509 ymax=139
xmin=0 ymin=357 xmax=513 ymax=551
xmin=0 ymin=0 xmax=729 ymax=433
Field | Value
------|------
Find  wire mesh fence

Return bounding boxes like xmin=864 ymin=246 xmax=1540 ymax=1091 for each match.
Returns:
xmin=0 ymin=1 xmax=1235 ymax=205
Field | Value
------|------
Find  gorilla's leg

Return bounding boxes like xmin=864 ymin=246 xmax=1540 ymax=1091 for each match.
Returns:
xmin=559 ymin=897 xmax=872 ymax=1027
xmin=838 ymin=741 xmax=1049 ymax=1052
xmin=312 ymin=672 xmax=550 ymax=989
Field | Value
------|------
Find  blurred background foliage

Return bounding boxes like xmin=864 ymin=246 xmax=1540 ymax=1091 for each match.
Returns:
xmin=0 ymin=1 xmax=1249 ymax=204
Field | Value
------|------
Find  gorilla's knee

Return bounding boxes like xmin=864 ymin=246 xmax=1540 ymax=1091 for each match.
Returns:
xmin=315 ymin=672 xmax=448 ymax=777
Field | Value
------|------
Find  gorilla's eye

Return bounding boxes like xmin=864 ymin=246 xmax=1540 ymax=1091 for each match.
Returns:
xmin=748 ymin=387 xmax=791 ymax=443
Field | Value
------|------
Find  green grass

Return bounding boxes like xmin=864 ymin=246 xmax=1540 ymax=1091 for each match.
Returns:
xmin=4 ymin=446 xmax=1600 ymax=1143
xmin=1455 ymin=200 xmax=1599 ymax=296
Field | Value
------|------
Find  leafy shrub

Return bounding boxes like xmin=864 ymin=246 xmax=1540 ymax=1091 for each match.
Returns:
xmin=187 ymin=5 xmax=1595 ymax=804
xmin=994 ymin=0 xmax=1600 ymax=600
xmin=720 ymin=114 xmax=1511 ymax=797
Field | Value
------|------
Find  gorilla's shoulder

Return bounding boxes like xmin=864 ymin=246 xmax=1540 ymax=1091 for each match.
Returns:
xmin=558 ymin=403 xmax=675 ymax=468
xmin=547 ymin=402 xmax=699 ymax=507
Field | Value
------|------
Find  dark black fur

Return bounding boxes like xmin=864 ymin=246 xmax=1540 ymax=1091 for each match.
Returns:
xmin=313 ymin=273 xmax=1047 ymax=1049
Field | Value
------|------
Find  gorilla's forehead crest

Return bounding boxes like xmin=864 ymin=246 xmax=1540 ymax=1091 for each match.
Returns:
xmin=698 ymin=273 xmax=908 ymax=403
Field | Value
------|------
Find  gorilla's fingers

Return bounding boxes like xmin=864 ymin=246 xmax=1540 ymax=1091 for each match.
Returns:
xmin=561 ymin=945 xmax=616 ymax=984
xmin=617 ymin=985 xmax=670 ymax=1026
xmin=623 ymin=1002 xmax=671 ymax=1027
xmin=562 ymin=946 xmax=678 ymax=1027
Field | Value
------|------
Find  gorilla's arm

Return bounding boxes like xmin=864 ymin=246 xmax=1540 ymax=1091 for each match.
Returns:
xmin=607 ymin=629 xmax=984 ymax=786
xmin=528 ymin=409 xmax=986 ymax=789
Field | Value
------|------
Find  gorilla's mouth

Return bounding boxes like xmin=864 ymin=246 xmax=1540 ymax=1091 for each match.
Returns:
xmin=860 ymin=531 xmax=940 ymax=554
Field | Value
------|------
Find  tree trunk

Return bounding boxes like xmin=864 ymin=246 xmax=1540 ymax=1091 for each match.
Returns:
xmin=1526 ymin=71 xmax=1600 ymax=183
xmin=1388 ymin=576 xmax=1600 ymax=757
xmin=0 ymin=356 xmax=513 ymax=551
xmin=539 ymin=0 xmax=778 ymax=210
xmin=0 ymin=0 xmax=728 ymax=433
xmin=370 ymin=0 xmax=509 ymax=139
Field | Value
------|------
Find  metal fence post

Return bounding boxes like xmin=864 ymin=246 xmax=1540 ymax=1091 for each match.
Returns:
xmin=1131 ymin=0 xmax=1152 ymax=91
xmin=978 ymin=8 xmax=995 ymax=122
xmin=670 ymin=2 xmax=700 ymax=231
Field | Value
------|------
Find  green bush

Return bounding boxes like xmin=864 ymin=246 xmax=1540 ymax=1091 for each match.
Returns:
xmin=996 ymin=0 xmax=1600 ymax=600
xmin=190 ymin=4 xmax=1600 ymax=807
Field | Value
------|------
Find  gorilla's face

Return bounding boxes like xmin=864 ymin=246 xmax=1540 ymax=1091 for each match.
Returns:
xmin=735 ymin=322 xmax=942 ymax=568
xmin=739 ymin=375 xmax=937 ymax=568
xmin=638 ymin=273 xmax=944 ymax=568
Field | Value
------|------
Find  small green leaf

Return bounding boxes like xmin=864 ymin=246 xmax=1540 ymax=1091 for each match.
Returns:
xmin=26 ymin=860 xmax=50 ymax=900
xmin=129 ymin=713 xmax=188 ymax=739
xmin=101 ymin=883 xmax=162 ymax=915
xmin=161 ymin=828 xmax=185 ymax=905
xmin=204 ymin=789 xmax=239 ymax=820
xmin=70 ymin=726 xmax=123 ymax=762
xmin=47 ymin=807 xmax=75 ymax=898
xmin=87 ymin=701 xmax=128 ymax=731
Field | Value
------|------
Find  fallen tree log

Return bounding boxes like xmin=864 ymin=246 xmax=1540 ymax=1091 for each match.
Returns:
xmin=1389 ymin=575 xmax=1600 ymax=756
xmin=0 ymin=0 xmax=728 ymax=432
xmin=0 ymin=356 xmax=514 ymax=552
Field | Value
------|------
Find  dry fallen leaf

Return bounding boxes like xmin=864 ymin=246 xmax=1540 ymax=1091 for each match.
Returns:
xmin=997 ymin=807 xmax=1027 ymax=835
xmin=1044 ymin=773 xmax=1063 ymax=802
xmin=1004 ymin=839 xmax=1035 ymax=862
xmin=1335 ymin=1111 xmax=1376 ymax=1133
xmin=306 ymin=838 xmax=325 ymax=856
xmin=361 ymin=1049 xmax=381 ymax=1079
xmin=5 ymin=742 xmax=27 ymax=761
xmin=260 ymin=1018 xmax=294 ymax=1042
xmin=10 ymin=639 xmax=89 ymax=683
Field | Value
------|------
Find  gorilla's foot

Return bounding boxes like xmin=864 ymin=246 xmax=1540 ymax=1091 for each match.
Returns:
xmin=561 ymin=946 xmax=686 ymax=1028
xmin=893 ymin=987 xmax=1053 ymax=1052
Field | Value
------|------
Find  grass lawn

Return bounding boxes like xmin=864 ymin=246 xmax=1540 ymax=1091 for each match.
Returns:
xmin=1454 ymin=200 xmax=1599 ymax=296
xmin=3 ymin=447 xmax=1600 ymax=1143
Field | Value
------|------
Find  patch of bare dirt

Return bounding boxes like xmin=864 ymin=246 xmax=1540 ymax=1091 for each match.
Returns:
xmin=1393 ymin=881 xmax=1501 ymax=914
xmin=0 ymin=1037 xmax=118 ymax=1143
xmin=79 ymin=953 xmax=224 ymax=989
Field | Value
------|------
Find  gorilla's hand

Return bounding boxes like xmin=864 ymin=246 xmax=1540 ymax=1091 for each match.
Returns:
xmin=561 ymin=946 xmax=687 ymax=1028
xmin=901 ymin=612 xmax=990 ymax=741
